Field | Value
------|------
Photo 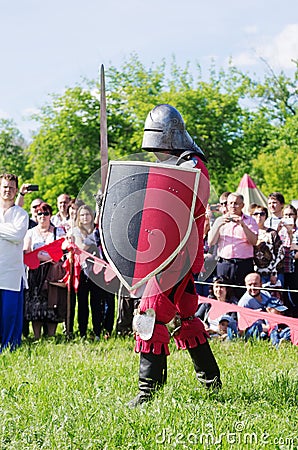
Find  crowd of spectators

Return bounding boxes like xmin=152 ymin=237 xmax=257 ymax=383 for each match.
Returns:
xmin=1 ymin=171 xmax=297 ymax=351
xmin=14 ymin=187 xmax=117 ymax=343
xmin=196 ymin=191 xmax=298 ymax=348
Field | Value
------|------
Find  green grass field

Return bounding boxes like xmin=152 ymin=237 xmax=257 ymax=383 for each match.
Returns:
xmin=0 ymin=335 xmax=297 ymax=450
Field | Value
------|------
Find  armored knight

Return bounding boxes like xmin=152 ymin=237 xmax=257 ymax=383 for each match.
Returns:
xmin=129 ymin=104 xmax=222 ymax=407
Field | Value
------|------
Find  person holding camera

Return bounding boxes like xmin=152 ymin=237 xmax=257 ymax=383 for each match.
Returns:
xmin=15 ymin=183 xmax=39 ymax=205
xmin=278 ymin=205 xmax=298 ymax=316
xmin=208 ymin=192 xmax=258 ymax=299
xmin=250 ymin=204 xmax=284 ymax=286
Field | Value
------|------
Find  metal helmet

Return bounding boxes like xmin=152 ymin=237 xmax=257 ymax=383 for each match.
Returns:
xmin=142 ymin=104 xmax=207 ymax=162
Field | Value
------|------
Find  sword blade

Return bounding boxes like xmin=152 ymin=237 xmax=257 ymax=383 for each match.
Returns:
xmin=100 ymin=64 xmax=108 ymax=191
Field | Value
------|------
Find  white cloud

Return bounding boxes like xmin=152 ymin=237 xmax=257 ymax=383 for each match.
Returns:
xmin=0 ymin=110 xmax=9 ymax=119
xmin=255 ymin=24 xmax=298 ymax=69
xmin=243 ymin=25 xmax=258 ymax=35
xmin=21 ymin=107 xmax=40 ymax=118
xmin=233 ymin=24 xmax=298 ymax=71
xmin=229 ymin=52 xmax=258 ymax=68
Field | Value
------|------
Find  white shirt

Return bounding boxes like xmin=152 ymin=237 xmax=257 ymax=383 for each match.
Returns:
xmin=0 ymin=205 xmax=29 ymax=291
xmin=72 ymin=226 xmax=97 ymax=249
xmin=264 ymin=216 xmax=282 ymax=231
xmin=51 ymin=213 xmax=68 ymax=230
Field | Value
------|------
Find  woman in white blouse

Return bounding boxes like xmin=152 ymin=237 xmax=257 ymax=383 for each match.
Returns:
xmin=24 ymin=202 xmax=66 ymax=339
xmin=72 ymin=205 xmax=105 ymax=340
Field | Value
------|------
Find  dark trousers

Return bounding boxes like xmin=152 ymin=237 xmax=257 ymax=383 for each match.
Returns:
xmin=22 ymin=290 xmax=30 ymax=338
xmin=116 ymin=291 xmax=140 ymax=335
xmin=77 ymin=272 xmax=105 ymax=337
xmin=116 ymin=295 xmax=134 ymax=335
xmin=217 ymin=258 xmax=254 ymax=299
xmin=103 ymin=292 xmax=115 ymax=335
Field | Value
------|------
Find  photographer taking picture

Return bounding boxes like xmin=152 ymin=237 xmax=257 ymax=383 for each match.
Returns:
xmin=208 ymin=192 xmax=258 ymax=299
xmin=15 ymin=183 xmax=39 ymax=208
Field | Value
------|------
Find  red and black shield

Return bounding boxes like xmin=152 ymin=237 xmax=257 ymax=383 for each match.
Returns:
xmin=99 ymin=161 xmax=200 ymax=291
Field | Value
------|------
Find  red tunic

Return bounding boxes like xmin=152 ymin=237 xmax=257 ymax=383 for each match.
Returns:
xmin=135 ymin=156 xmax=210 ymax=355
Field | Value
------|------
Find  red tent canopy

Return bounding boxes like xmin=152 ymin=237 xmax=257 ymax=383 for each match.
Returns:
xmin=237 ymin=173 xmax=267 ymax=213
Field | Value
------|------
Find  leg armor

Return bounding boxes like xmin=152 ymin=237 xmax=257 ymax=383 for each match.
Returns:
xmin=128 ymin=352 xmax=167 ymax=407
xmin=188 ymin=342 xmax=222 ymax=389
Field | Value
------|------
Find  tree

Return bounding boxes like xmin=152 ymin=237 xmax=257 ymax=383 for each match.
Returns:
xmin=26 ymin=85 xmax=101 ymax=208
xmin=104 ymin=55 xmax=167 ymax=159
xmin=250 ymin=62 xmax=298 ymax=201
xmin=252 ymin=114 xmax=298 ymax=201
xmin=252 ymin=59 xmax=298 ymax=123
xmin=27 ymin=55 xmax=298 ymax=204
xmin=0 ymin=119 xmax=29 ymax=178
xmin=105 ymin=58 xmax=267 ymax=194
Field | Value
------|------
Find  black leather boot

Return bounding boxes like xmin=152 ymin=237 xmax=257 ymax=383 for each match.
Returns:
xmin=128 ymin=352 xmax=167 ymax=407
xmin=188 ymin=342 xmax=222 ymax=389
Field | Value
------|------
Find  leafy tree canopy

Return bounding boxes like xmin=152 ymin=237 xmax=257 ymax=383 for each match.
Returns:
xmin=3 ymin=55 xmax=297 ymax=209
xmin=0 ymin=118 xmax=30 ymax=179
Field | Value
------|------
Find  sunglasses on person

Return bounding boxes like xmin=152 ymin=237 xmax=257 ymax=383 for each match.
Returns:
xmin=253 ymin=212 xmax=266 ymax=217
xmin=37 ymin=211 xmax=50 ymax=216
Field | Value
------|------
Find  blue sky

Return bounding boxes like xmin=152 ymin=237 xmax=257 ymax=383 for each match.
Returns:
xmin=0 ymin=0 xmax=297 ymax=139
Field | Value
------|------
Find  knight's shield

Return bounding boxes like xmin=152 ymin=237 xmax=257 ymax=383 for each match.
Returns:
xmin=99 ymin=161 xmax=200 ymax=291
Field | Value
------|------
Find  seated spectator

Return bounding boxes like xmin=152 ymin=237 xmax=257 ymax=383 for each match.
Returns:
xmin=196 ymin=276 xmax=239 ymax=339
xmin=250 ymin=204 xmax=284 ymax=286
xmin=210 ymin=276 xmax=239 ymax=306
xmin=238 ymin=272 xmax=270 ymax=310
xmin=197 ymin=275 xmax=238 ymax=322
xmin=244 ymin=298 xmax=290 ymax=344
xmin=269 ymin=323 xmax=291 ymax=348
xmin=206 ymin=314 xmax=236 ymax=341
xmin=239 ymin=273 xmax=290 ymax=342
